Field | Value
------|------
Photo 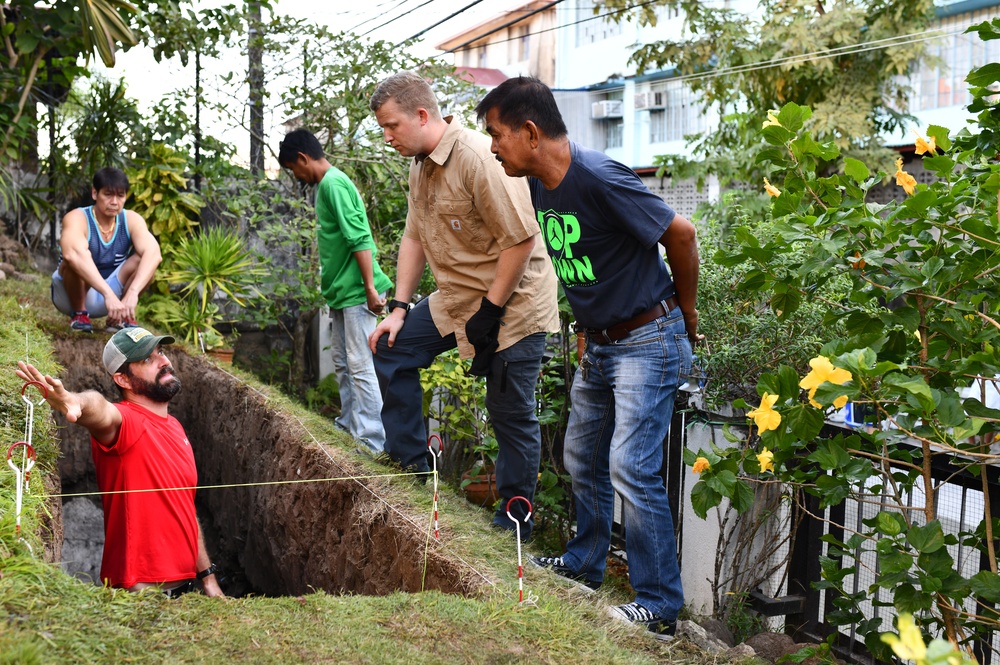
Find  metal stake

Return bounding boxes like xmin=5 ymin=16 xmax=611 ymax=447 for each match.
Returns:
xmin=505 ymin=496 xmax=533 ymax=603
xmin=428 ymin=434 xmax=443 ymax=540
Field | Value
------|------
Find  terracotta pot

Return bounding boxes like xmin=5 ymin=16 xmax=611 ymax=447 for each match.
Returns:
xmin=206 ymin=348 xmax=234 ymax=364
xmin=460 ymin=470 xmax=499 ymax=507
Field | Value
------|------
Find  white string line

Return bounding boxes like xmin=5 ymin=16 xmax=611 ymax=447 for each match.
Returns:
xmin=291 ymin=411 xmax=499 ymax=589
xmin=211 ymin=363 xmax=497 ymax=588
xmin=49 ymin=472 xmax=422 ymax=498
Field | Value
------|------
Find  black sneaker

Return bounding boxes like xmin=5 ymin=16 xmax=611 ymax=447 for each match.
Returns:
xmin=528 ymin=554 xmax=601 ymax=591
xmin=405 ymin=464 xmax=431 ymax=486
xmin=607 ymin=602 xmax=676 ymax=641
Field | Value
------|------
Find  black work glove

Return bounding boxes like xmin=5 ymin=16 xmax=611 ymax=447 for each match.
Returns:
xmin=466 ymin=297 xmax=506 ymax=376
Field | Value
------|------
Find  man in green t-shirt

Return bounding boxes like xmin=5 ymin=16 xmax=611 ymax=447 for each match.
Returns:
xmin=279 ymin=128 xmax=393 ymax=453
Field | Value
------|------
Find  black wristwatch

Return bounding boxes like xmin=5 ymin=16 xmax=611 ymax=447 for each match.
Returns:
xmin=387 ymin=299 xmax=412 ymax=317
xmin=196 ymin=563 xmax=218 ymax=580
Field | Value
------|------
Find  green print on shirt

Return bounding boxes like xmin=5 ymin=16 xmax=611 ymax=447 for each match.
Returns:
xmin=538 ymin=209 xmax=596 ymax=287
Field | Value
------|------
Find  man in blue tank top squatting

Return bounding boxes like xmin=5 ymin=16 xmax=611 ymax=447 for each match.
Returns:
xmin=475 ymin=77 xmax=703 ymax=641
xmin=51 ymin=167 xmax=162 ymax=332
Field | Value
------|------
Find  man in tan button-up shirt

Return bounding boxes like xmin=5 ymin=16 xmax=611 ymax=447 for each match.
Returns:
xmin=368 ymin=71 xmax=558 ymax=541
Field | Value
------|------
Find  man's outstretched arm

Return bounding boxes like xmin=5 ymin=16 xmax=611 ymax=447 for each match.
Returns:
xmin=16 ymin=361 xmax=122 ymax=445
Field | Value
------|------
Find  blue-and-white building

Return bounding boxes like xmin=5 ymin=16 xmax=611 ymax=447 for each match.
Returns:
xmin=437 ymin=0 xmax=999 ymax=216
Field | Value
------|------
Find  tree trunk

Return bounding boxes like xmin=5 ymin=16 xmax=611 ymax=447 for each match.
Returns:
xmin=290 ymin=308 xmax=316 ymax=397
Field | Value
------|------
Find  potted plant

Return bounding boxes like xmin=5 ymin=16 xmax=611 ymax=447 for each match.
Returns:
xmin=460 ymin=436 xmax=499 ymax=507
xmin=199 ymin=328 xmax=237 ymax=364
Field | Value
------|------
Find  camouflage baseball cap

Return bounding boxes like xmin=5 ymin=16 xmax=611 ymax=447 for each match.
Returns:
xmin=102 ymin=327 xmax=175 ymax=375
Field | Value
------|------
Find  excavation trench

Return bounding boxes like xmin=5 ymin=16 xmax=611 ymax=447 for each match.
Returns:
xmin=52 ymin=335 xmax=475 ymax=598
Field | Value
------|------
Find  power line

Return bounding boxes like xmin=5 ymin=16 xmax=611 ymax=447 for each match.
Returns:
xmin=437 ymin=1 xmax=964 ymax=91
xmin=347 ymin=0 xmax=420 ymax=33
xmin=670 ymin=26 xmax=966 ymax=85
xmin=441 ymin=0 xmax=568 ymax=54
xmin=404 ymin=0 xmax=489 ymax=43
xmin=401 ymin=0 xmax=588 ymax=45
xmin=362 ymin=0 xmax=443 ymax=37
xmin=438 ymin=1 xmax=691 ymax=54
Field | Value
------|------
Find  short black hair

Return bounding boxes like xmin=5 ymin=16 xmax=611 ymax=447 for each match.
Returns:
xmin=475 ymin=76 xmax=567 ymax=139
xmin=93 ymin=167 xmax=129 ymax=193
xmin=278 ymin=128 xmax=324 ymax=167
xmin=115 ymin=361 xmax=132 ymax=397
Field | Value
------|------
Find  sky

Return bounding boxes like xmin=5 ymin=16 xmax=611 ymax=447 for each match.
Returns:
xmin=86 ymin=0 xmax=523 ymax=171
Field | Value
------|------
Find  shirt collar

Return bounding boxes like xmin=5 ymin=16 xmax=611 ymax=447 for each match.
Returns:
xmin=418 ymin=115 xmax=460 ymax=166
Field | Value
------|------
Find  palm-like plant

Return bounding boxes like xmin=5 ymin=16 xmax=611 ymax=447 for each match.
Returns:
xmin=146 ymin=296 xmax=221 ymax=345
xmin=78 ymin=0 xmax=139 ymax=68
xmin=167 ymin=226 xmax=263 ymax=317
xmin=1 ymin=0 xmax=139 ymax=158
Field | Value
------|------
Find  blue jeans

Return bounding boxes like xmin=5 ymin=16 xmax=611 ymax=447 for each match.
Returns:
xmin=373 ymin=299 xmax=546 ymax=538
xmin=329 ymin=302 xmax=385 ymax=453
xmin=561 ymin=309 xmax=692 ymax=620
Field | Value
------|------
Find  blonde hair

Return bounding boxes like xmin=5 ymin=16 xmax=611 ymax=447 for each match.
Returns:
xmin=370 ymin=71 xmax=442 ymax=119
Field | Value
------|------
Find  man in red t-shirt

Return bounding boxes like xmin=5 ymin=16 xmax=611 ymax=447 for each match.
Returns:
xmin=17 ymin=328 xmax=224 ymax=597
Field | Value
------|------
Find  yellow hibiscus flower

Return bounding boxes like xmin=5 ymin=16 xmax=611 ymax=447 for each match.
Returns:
xmin=799 ymin=356 xmax=853 ymax=408
xmin=895 ymin=157 xmax=917 ymax=195
xmin=747 ymin=392 xmax=782 ymax=432
xmin=881 ymin=614 xmax=927 ymax=663
xmin=757 ymin=447 xmax=774 ymax=473
xmin=914 ymin=134 xmax=937 ymax=156
xmin=762 ymin=110 xmax=781 ymax=128
xmin=763 ymin=177 xmax=781 ymax=197
xmin=692 ymin=457 xmax=711 ymax=474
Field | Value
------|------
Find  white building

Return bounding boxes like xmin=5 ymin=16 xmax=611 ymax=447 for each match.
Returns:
xmin=437 ymin=0 xmax=999 ymax=167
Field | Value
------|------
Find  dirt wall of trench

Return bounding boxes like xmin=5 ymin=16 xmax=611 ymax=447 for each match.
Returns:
xmin=51 ymin=336 xmax=475 ymax=598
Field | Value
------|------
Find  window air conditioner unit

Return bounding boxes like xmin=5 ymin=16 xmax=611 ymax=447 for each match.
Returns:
xmin=591 ymin=99 xmax=624 ymax=119
xmin=634 ymin=91 xmax=666 ymax=110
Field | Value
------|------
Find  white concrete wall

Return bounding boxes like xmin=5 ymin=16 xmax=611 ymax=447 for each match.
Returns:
xmin=314 ymin=306 xmax=336 ymax=382
xmin=680 ymin=418 xmax=729 ymax=615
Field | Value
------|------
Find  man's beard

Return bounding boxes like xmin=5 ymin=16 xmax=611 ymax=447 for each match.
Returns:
xmin=129 ymin=366 xmax=181 ymax=402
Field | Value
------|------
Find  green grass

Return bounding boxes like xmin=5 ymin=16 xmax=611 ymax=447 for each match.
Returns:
xmin=1 ymin=554 xmax=694 ymax=664
xmin=0 ymin=275 xmax=713 ymax=665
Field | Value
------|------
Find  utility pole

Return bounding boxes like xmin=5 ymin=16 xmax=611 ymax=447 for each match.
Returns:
xmin=194 ymin=46 xmax=202 ymax=190
xmin=45 ymin=52 xmax=57 ymax=250
xmin=248 ymin=0 xmax=264 ymax=176
xmin=302 ymin=44 xmax=308 ymax=127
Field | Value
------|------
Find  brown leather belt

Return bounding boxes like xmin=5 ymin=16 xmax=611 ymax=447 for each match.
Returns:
xmin=585 ymin=296 xmax=679 ymax=344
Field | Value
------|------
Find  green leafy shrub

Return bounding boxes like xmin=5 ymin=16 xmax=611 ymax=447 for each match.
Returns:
xmin=686 ymin=37 xmax=1000 ymax=657
xmin=697 ymin=206 xmax=850 ymax=408
xmin=421 ymin=350 xmax=491 ymax=485
xmin=127 ymin=143 xmax=203 ymax=266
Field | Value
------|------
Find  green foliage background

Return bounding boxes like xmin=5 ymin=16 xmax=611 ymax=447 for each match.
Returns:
xmin=686 ymin=20 xmax=1000 ymax=657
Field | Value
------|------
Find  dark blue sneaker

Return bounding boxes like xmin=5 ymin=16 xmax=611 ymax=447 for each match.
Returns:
xmin=106 ymin=318 xmax=140 ymax=333
xmin=528 ymin=554 xmax=601 ymax=591
xmin=608 ymin=602 xmax=677 ymax=641
xmin=70 ymin=311 xmax=93 ymax=333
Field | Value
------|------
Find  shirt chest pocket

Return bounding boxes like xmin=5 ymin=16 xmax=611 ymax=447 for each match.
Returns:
xmin=434 ymin=198 xmax=490 ymax=253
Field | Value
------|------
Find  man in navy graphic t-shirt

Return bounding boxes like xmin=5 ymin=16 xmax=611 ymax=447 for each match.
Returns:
xmin=476 ymin=77 xmax=702 ymax=641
